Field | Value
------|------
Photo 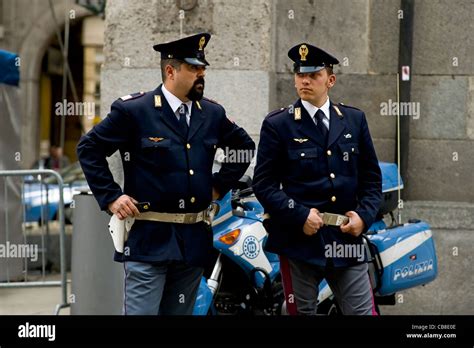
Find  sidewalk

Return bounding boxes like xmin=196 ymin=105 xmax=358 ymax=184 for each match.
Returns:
xmin=0 ymin=273 xmax=70 ymax=315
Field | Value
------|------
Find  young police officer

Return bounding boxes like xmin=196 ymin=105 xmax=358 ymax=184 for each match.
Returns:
xmin=77 ymin=33 xmax=254 ymax=315
xmin=253 ymin=43 xmax=382 ymax=315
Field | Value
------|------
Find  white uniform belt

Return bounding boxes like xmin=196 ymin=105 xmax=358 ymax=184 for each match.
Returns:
xmin=135 ymin=209 xmax=209 ymax=224
xmin=262 ymin=212 xmax=349 ymax=227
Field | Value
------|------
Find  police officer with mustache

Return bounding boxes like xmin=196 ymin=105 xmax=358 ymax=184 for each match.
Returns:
xmin=77 ymin=33 xmax=255 ymax=315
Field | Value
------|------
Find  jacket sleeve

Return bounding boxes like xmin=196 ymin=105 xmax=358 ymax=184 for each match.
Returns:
xmin=354 ymin=112 xmax=383 ymax=232
xmin=212 ymin=112 xmax=255 ymax=197
xmin=76 ymin=100 xmax=134 ymax=210
xmin=252 ymin=118 xmax=310 ymax=230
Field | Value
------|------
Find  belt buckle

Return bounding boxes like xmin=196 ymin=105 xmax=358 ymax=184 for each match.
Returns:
xmin=321 ymin=212 xmax=349 ymax=226
xmin=335 ymin=215 xmax=349 ymax=226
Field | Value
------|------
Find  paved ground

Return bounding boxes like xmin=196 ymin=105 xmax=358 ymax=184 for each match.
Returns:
xmin=0 ymin=273 xmax=71 ymax=315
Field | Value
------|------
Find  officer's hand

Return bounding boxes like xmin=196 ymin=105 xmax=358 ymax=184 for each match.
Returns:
xmin=340 ymin=211 xmax=365 ymax=237
xmin=303 ymin=208 xmax=324 ymax=236
xmin=108 ymin=195 xmax=140 ymax=220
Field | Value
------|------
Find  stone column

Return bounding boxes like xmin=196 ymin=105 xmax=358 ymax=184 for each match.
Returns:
xmin=101 ymin=0 xmax=275 ymax=184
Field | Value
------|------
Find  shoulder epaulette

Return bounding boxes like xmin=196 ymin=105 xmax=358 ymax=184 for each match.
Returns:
xmin=203 ymin=97 xmax=221 ymax=105
xmin=338 ymin=102 xmax=361 ymax=111
xmin=120 ymin=91 xmax=145 ymax=101
xmin=267 ymin=107 xmax=287 ymax=118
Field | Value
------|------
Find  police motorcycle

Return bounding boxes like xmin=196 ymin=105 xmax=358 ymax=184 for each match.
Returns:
xmin=192 ymin=161 xmax=438 ymax=315
xmin=316 ymin=162 xmax=438 ymax=315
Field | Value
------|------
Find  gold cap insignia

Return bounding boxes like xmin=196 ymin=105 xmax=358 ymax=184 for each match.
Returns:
xmin=199 ymin=36 xmax=206 ymax=51
xmin=149 ymin=137 xmax=164 ymax=142
xmin=154 ymin=95 xmax=162 ymax=107
xmin=293 ymin=138 xmax=308 ymax=143
xmin=294 ymin=107 xmax=301 ymax=121
xmin=299 ymin=44 xmax=308 ymax=61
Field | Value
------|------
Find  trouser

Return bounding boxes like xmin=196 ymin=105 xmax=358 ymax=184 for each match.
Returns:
xmin=123 ymin=260 xmax=203 ymax=315
xmin=280 ymin=256 xmax=377 ymax=315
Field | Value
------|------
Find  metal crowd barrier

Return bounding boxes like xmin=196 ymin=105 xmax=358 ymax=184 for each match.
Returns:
xmin=0 ymin=169 xmax=70 ymax=315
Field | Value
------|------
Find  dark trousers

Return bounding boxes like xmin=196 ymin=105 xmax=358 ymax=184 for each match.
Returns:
xmin=280 ymin=256 xmax=377 ymax=315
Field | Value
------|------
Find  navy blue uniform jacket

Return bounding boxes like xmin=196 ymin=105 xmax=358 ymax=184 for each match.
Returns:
xmin=77 ymin=85 xmax=255 ymax=267
xmin=252 ymin=99 xmax=382 ymax=267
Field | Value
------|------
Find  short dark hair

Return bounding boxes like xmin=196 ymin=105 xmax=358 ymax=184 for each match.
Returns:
xmin=325 ymin=66 xmax=334 ymax=76
xmin=160 ymin=59 xmax=183 ymax=82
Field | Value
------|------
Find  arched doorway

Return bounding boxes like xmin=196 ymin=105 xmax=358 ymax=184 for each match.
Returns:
xmin=18 ymin=1 xmax=94 ymax=168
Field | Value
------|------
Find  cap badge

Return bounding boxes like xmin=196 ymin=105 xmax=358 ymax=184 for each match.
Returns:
xmin=299 ymin=44 xmax=308 ymax=61
xmin=199 ymin=36 xmax=206 ymax=50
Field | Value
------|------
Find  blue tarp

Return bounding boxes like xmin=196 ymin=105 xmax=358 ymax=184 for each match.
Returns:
xmin=0 ymin=49 xmax=20 ymax=86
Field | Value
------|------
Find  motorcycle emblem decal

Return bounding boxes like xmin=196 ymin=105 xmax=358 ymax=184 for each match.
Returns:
xmin=243 ymin=236 xmax=260 ymax=259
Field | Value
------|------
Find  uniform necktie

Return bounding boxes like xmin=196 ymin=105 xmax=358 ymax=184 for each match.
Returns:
xmin=178 ymin=103 xmax=189 ymax=136
xmin=315 ymin=109 xmax=328 ymax=144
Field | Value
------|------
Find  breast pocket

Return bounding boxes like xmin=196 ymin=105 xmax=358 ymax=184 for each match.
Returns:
xmin=141 ymin=138 xmax=172 ymax=170
xmin=338 ymin=143 xmax=359 ymax=175
xmin=287 ymin=147 xmax=320 ymax=178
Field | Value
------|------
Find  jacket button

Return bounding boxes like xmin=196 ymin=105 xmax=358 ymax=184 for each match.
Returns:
xmin=331 ymin=196 xmax=337 ymax=202
xmin=186 ymin=143 xmax=191 ymax=149
xmin=189 ymin=169 xmax=194 ymax=175
xmin=190 ymin=197 xmax=196 ymax=203
xmin=327 ymin=150 xmax=332 ymax=156
xmin=330 ymin=173 xmax=336 ymax=179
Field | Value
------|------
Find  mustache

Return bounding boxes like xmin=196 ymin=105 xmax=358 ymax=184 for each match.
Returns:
xmin=194 ymin=77 xmax=205 ymax=87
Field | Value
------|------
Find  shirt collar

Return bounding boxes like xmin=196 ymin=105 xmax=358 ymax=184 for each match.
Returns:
xmin=301 ymin=97 xmax=331 ymax=120
xmin=161 ymin=84 xmax=192 ymax=115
